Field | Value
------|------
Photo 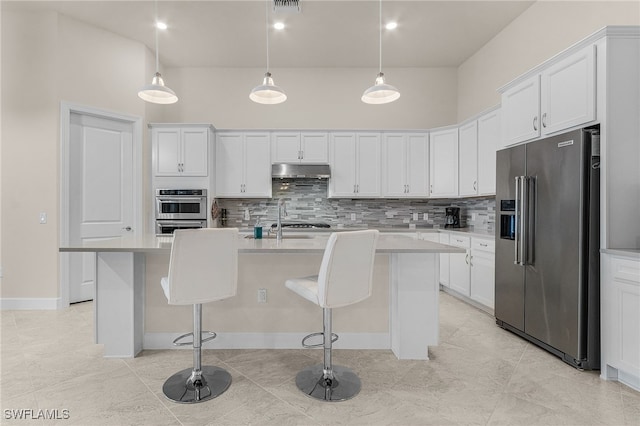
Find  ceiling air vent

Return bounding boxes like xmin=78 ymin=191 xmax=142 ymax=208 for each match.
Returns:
xmin=273 ymin=0 xmax=301 ymax=14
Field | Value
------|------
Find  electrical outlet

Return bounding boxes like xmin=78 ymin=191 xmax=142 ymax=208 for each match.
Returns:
xmin=412 ymin=213 xmax=419 ymax=221
xmin=423 ymin=213 xmax=429 ymax=221
xmin=471 ymin=213 xmax=477 ymax=221
xmin=403 ymin=218 xmax=410 ymax=224
xmin=350 ymin=213 xmax=357 ymax=221
xmin=39 ymin=212 xmax=47 ymax=224
xmin=258 ymin=288 xmax=267 ymax=303
xmin=244 ymin=209 xmax=250 ymax=221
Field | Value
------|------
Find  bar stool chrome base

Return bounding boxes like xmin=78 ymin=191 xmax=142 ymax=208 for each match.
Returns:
xmin=295 ymin=364 xmax=361 ymax=402
xmin=162 ymin=366 xmax=232 ymax=404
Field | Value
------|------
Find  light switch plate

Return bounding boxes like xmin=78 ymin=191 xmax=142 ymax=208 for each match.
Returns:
xmin=39 ymin=212 xmax=47 ymax=224
xmin=412 ymin=213 xmax=419 ymax=221
xmin=423 ymin=213 xmax=429 ymax=221
xmin=350 ymin=213 xmax=357 ymax=221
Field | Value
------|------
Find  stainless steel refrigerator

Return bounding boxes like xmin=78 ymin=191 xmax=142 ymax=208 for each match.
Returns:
xmin=495 ymin=127 xmax=600 ymax=370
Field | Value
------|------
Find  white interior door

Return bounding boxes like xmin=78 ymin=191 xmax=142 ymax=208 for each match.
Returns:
xmin=68 ymin=112 xmax=135 ymax=303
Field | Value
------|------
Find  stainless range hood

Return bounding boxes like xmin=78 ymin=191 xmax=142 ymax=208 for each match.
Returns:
xmin=272 ymin=163 xmax=330 ymax=179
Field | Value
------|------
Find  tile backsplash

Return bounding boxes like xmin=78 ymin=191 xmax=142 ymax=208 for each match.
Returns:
xmin=216 ymin=179 xmax=495 ymax=230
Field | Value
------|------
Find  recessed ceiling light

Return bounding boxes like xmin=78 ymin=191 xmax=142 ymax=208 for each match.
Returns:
xmin=385 ymin=22 xmax=397 ymax=30
xmin=273 ymin=22 xmax=285 ymax=30
xmin=156 ymin=21 xmax=168 ymax=30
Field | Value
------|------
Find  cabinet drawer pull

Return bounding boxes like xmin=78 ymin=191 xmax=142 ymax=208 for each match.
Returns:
xmin=480 ymin=243 xmax=488 ymax=247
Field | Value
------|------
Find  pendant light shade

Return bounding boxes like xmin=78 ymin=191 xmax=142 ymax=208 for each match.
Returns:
xmin=362 ymin=0 xmax=399 ymax=105
xmin=250 ymin=0 xmax=286 ymax=104
xmin=250 ymin=72 xmax=287 ymax=104
xmin=138 ymin=2 xmax=177 ymax=105
xmin=362 ymin=72 xmax=400 ymax=104
xmin=138 ymin=72 xmax=178 ymax=104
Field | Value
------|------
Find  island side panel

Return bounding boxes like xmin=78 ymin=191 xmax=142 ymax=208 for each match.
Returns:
xmin=390 ymin=252 xmax=439 ymax=360
xmin=95 ymin=252 xmax=145 ymax=358
xmin=144 ymin=253 xmax=390 ymax=349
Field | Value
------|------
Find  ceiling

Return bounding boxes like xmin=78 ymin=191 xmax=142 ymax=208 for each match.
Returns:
xmin=4 ymin=0 xmax=535 ymax=69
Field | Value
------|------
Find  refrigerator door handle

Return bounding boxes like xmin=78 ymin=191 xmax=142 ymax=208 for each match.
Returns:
xmin=520 ymin=176 xmax=528 ymax=266
xmin=514 ymin=176 xmax=521 ymax=265
xmin=527 ymin=176 xmax=536 ymax=265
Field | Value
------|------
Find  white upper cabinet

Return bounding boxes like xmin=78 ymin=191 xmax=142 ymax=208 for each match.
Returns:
xmin=382 ymin=133 xmax=429 ymax=197
xmin=477 ymin=108 xmax=500 ymax=195
xmin=501 ymin=44 xmax=596 ymax=147
xmin=458 ymin=121 xmax=478 ymax=197
xmin=429 ymin=128 xmax=458 ymax=198
xmin=152 ymin=125 xmax=209 ymax=177
xmin=540 ymin=45 xmax=596 ymax=135
xmin=271 ymin=131 xmax=329 ymax=164
xmin=216 ymin=132 xmax=271 ymax=198
xmin=329 ymin=132 xmax=380 ymax=198
xmin=501 ymin=75 xmax=540 ymax=147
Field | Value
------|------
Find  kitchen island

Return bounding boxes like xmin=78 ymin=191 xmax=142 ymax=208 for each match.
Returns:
xmin=60 ymin=233 xmax=464 ymax=360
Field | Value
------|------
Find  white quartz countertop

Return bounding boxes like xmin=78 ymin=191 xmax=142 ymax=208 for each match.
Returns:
xmin=60 ymin=234 xmax=465 ymax=254
xmin=241 ymin=226 xmax=495 ymax=239
xmin=601 ymin=248 xmax=640 ymax=259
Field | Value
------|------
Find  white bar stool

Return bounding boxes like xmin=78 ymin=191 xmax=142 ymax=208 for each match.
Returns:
xmin=285 ymin=230 xmax=379 ymax=401
xmin=160 ymin=228 xmax=238 ymax=404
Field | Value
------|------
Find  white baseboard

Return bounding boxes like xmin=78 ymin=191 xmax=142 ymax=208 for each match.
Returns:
xmin=144 ymin=332 xmax=390 ymax=351
xmin=0 ymin=298 xmax=61 ymax=310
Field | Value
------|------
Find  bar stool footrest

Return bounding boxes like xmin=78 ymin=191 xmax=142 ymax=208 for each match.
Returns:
xmin=172 ymin=331 xmax=217 ymax=346
xmin=301 ymin=331 xmax=338 ymax=349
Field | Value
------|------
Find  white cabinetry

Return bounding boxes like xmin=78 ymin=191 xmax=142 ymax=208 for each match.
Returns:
xmin=470 ymin=238 xmax=495 ymax=309
xmin=215 ymin=132 xmax=271 ymax=198
xmin=329 ymin=132 xmax=380 ymax=198
xmin=271 ymin=132 xmax=329 ymax=164
xmin=500 ymin=45 xmax=596 ymax=147
xmin=477 ymin=108 xmax=500 ymax=195
xmin=152 ymin=125 xmax=210 ymax=177
xmin=448 ymin=235 xmax=471 ymax=296
xmin=439 ymin=233 xmax=450 ymax=287
xmin=458 ymin=121 xmax=478 ymax=197
xmin=382 ymin=133 xmax=429 ymax=197
xmin=429 ymin=128 xmax=458 ymax=198
xmin=601 ymin=253 xmax=640 ymax=391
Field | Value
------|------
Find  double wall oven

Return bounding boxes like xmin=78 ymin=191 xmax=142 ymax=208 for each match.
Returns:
xmin=155 ymin=189 xmax=207 ymax=235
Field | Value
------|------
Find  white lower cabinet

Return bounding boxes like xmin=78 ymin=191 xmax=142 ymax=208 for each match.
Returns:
xmin=601 ymin=253 xmax=640 ymax=391
xmin=448 ymin=235 xmax=471 ymax=296
xmin=437 ymin=232 xmax=495 ymax=311
xmin=438 ymin=233 xmax=450 ymax=287
xmin=470 ymin=238 xmax=495 ymax=309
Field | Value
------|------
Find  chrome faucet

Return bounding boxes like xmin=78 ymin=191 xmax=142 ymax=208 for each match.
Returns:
xmin=276 ymin=199 xmax=287 ymax=241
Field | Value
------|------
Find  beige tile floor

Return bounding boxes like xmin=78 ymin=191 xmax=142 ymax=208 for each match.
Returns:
xmin=1 ymin=292 xmax=639 ymax=425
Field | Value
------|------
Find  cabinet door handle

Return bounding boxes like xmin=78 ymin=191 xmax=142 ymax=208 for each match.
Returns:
xmin=353 ymin=184 xmax=356 ymax=193
xmin=357 ymin=184 xmax=360 ymax=193
xmin=473 ymin=181 xmax=477 ymax=191
xmin=533 ymin=116 xmax=538 ymax=131
xmin=480 ymin=243 xmax=488 ymax=247
xmin=430 ymin=184 xmax=433 ymax=194
xmin=465 ymin=253 xmax=469 ymax=265
xmin=542 ymin=113 xmax=547 ymax=128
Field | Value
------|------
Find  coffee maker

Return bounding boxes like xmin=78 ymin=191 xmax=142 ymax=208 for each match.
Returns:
xmin=445 ymin=207 xmax=460 ymax=228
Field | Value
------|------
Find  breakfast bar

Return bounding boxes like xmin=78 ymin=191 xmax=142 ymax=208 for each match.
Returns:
xmin=60 ymin=234 xmax=464 ymax=360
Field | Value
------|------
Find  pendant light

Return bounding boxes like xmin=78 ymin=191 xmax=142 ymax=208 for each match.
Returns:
xmin=250 ymin=0 xmax=287 ymax=104
xmin=362 ymin=0 xmax=400 ymax=104
xmin=138 ymin=1 xmax=178 ymax=104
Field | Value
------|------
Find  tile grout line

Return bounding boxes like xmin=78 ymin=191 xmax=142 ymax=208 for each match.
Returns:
xmin=121 ymin=358 xmax=185 ymax=426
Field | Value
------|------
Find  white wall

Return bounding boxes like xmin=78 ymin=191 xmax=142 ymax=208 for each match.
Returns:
xmin=457 ymin=1 xmax=640 ymax=121
xmin=160 ymin=67 xmax=458 ymax=129
xmin=1 ymin=10 xmax=152 ymax=301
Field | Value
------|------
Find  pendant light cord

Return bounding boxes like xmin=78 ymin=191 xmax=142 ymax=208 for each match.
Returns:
xmin=265 ymin=0 xmax=270 ymax=73
xmin=154 ymin=0 xmax=159 ymax=73
xmin=378 ymin=0 xmax=382 ymax=74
